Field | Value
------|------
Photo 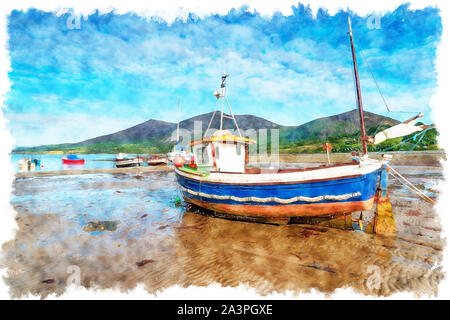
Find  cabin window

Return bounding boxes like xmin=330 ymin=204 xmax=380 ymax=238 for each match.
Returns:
xmin=215 ymin=146 xmax=220 ymax=159
xmin=194 ymin=144 xmax=212 ymax=165
xmin=236 ymin=144 xmax=241 ymax=155
xmin=202 ymin=146 xmax=209 ymax=164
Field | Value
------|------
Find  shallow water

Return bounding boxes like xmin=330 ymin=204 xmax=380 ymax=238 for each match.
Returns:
xmin=10 ymin=154 xmax=124 ymax=172
xmin=1 ymin=163 xmax=445 ymax=298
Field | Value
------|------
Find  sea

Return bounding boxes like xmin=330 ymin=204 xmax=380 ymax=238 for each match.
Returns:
xmin=10 ymin=153 xmax=123 ymax=172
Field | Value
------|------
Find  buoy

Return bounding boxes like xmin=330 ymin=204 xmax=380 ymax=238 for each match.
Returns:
xmin=173 ymin=156 xmax=185 ymax=167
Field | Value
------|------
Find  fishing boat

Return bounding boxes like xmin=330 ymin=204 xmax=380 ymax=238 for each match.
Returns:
xmin=148 ymin=154 xmax=168 ymax=166
xmin=174 ymin=18 xmax=433 ymax=225
xmin=115 ymin=153 xmax=143 ymax=168
xmin=62 ymin=155 xmax=85 ymax=165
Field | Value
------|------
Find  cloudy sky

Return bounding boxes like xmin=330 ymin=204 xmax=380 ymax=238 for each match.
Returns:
xmin=4 ymin=3 xmax=442 ymax=146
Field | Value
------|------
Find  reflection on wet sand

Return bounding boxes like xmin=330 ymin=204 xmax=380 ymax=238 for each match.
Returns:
xmin=173 ymin=206 xmax=443 ymax=296
xmin=1 ymin=162 xmax=445 ymax=298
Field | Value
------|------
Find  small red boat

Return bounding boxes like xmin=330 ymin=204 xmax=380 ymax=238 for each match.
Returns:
xmin=62 ymin=155 xmax=85 ymax=165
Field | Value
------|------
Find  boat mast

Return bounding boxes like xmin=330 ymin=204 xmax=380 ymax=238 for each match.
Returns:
xmin=177 ymin=97 xmax=180 ymax=143
xmin=210 ymin=74 xmax=242 ymax=137
xmin=347 ymin=17 xmax=368 ymax=155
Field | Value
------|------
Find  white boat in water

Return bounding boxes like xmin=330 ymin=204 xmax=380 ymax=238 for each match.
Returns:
xmin=114 ymin=153 xmax=143 ymax=168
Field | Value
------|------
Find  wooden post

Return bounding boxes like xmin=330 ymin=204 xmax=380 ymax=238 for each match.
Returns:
xmin=323 ymin=143 xmax=332 ymax=165
xmin=365 ymin=166 xmax=396 ymax=234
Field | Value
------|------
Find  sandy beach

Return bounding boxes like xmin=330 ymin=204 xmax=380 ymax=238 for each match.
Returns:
xmin=1 ymin=152 xmax=445 ymax=298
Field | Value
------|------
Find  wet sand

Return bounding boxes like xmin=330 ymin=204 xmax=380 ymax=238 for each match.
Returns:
xmin=1 ymin=154 xmax=445 ymax=298
xmin=15 ymin=164 xmax=173 ymax=178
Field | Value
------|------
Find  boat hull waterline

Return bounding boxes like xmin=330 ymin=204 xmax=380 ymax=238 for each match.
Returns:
xmin=175 ymin=164 xmax=382 ymax=218
xmin=148 ymin=159 xmax=168 ymax=166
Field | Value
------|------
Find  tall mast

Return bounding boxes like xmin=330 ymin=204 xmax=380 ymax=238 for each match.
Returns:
xmin=347 ymin=16 xmax=368 ymax=155
xmin=176 ymin=97 xmax=180 ymax=143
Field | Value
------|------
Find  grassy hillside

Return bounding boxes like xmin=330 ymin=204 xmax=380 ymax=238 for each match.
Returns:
xmin=12 ymin=111 xmax=439 ymax=154
xmin=14 ymin=124 xmax=439 ymax=155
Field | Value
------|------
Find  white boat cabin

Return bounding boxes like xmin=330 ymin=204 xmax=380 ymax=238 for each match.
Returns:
xmin=190 ymin=130 xmax=255 ymax=173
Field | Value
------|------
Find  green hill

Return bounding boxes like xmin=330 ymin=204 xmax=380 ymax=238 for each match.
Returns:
xmin=13 ymin=109 xmax=439 ymax=154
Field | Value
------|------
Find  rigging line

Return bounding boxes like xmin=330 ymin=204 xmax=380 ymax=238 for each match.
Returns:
xmin=355 ymin=43 xmax=390 ymax=113
xmin=388 ymin=172 xmax=435 ymax=203
xmin=385 ymin=110 xmax=423 ymax=114
xmin=225 ymin=95 xmax=242 ymax=137
xmin=354 ymin=43 xmax=421 ymax=115
xmin=205 ymin=99 xmax=220 ymax=137
xmin=387 ymin=165 xmax=435 ymax=203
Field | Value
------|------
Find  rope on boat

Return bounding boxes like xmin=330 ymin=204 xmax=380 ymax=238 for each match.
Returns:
xmin=386 ymin=164 xmax=435 ymax=204
xmin=180 ymin=186 xmax=361 ymax=204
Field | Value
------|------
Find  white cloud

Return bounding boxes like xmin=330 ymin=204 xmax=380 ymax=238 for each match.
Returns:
xmin=5 ymin=112 xmax=144 ymax=146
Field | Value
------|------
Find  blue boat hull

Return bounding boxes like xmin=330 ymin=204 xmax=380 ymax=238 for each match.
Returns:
xmin=175 ymin=168 xmax=381 ymax=218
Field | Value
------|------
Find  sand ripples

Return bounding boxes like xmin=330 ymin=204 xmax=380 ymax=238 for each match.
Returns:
xmin=1 ymin=164 xmax=445 ymax=298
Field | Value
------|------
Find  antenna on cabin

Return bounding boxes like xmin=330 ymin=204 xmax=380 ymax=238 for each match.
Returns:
xmin=207 ymin=74 xmax=242 ymax=137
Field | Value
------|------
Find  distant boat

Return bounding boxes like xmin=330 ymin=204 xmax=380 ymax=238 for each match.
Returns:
xmin=114 ymin=153 xmax=143 ymax=168
xmin=148 ymin=154 xmax=168 ymax=166
xmin=62 ymin=155 xmax=85 ymax=165
xmin=18 ymin=158 xmax=36 ymax=171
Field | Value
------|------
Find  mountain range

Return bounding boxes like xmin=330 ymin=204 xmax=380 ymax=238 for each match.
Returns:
xmin=76 ymin=109 xmax=399 ymax=145
xmin=14 ymin=109 xmax=401 ymax=153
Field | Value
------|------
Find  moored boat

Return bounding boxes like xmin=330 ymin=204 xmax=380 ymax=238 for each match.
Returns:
xmin=148 ymin=154 xmax=168 ymax=166
xmin=174 ymin=18 xmax=432 ymax=224
xmin=115 ymin=153 xmax=143 ymax=168
xmin=175 ymin=130 xmax=387 ymax=218
xmin=62 ymin=155 xmax=85 ymax=165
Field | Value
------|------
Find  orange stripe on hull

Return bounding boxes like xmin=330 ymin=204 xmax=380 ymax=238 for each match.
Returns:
xmin=185 ymin=196 xmax=375 ymax=218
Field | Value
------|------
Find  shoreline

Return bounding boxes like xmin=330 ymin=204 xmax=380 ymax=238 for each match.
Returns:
xmin=14 ymin=150 xmax=445 ymax=178
xmin=15 ymin=165 xmax=173 ymax=178
xmin=11 ymin=150 xmax=446 ymax=156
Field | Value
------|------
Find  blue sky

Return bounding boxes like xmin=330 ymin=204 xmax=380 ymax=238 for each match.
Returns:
xmin=4 ymin=3 xmax=442 ymax=146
